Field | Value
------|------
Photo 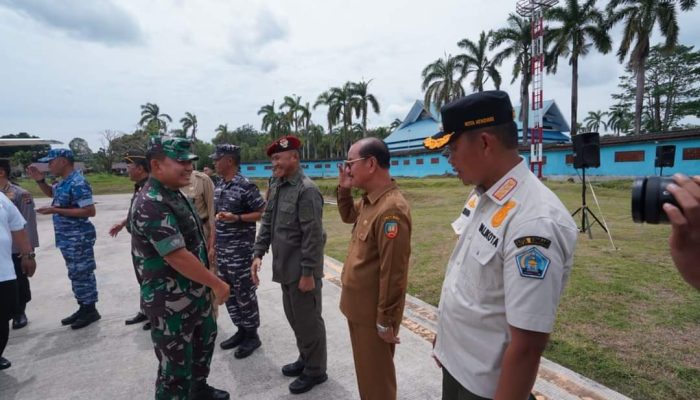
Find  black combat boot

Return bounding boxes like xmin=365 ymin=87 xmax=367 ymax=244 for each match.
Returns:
xmin=190 ymin=381 xmax=230 ymax=400
xmin=219 ymin=327 xmax=246 ymax=350
xmin=71 ymin=304 xmax=101 ymax=329
xmin=234 ymin=328 xmax=261 ymax=359
xmin=61 ymin=306 xmax=82 ymax=326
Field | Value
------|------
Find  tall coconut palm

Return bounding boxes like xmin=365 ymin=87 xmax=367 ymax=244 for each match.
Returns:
xmin=180 ymin=112 xmax=198 ymax=140
xmin=546 ymin=0 xmax=612 ymax=137
xmin=350 ymin=80 xmax=381 ymax=137
xmin=491 ymin=14 xmax=532 ymax=144
xmin=313 ymin=91 xmax=337 ymax=135
xmin=258 ymin=101 xmax=278 ymax=138
xmin=139 ymin=103 xmax=172 ymax=134
xmin=584 ymin=110 xmax=608 ymax=132
xmin=457 ymin=30 xmax=502 ymax=92
xmin=421 ymin=54 xmax=466 ymax=112
xmin=607 ymin=0 xmax=696 ymax=135
xmin=281 ymin=95 xmax=303 ymax=136
xmin=327 ymin=83 xmax=355 ymax=153
xmin=607 ymin=105 xmax=633 ymax=136
xmin=296 ymin=102 xmax=313 ymax=159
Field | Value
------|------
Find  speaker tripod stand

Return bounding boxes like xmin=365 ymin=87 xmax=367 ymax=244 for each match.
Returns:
xmin=571 ymin=167 xmax=608 ymax=239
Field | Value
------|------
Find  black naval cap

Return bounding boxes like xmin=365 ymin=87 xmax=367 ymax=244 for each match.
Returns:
xmin=424 ymin=90 xmax=516 ymax=150
xmin=209 ymin=144 xmax=241 ymax=160
xmin=123 ymin=149 xmax=148 ymax=169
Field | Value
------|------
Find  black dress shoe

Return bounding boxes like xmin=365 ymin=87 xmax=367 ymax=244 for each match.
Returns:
xmin=71 ymin=305 xmax=101 ymax=330
xmin=125 ymin=312 xmax=148 ymax=325
xmin=282 ymin=360 xmax=305 ymax=377
xmin=289 ymin=373 xmax=328 ymax=394
xmin=61 ymin=308 xmax=81 ymax=326
xmin=12 ymin=313 xmax=28 ymax=330
xmin=142 ymin=321 xmax=151 ymax=330
xmin=190 ymin=381 xmax=230 ymax=400
xmin=0 ymin=357 xmax=11 ymax=370
xmin=220 ymin=329 xmax=245 ymax=350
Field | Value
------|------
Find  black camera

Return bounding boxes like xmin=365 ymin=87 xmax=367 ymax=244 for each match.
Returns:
xmin=632 ymin=176 xmax=679 ymax=224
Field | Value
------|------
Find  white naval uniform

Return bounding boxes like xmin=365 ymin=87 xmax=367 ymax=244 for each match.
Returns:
xmin=435 ymin=160 xmax=578 ymax=399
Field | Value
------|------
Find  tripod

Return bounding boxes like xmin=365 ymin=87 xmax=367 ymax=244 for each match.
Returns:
xmin=571 ymin=167 xmax=608 ymax=238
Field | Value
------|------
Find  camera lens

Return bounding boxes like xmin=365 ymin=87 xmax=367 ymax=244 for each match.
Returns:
xmin=631 ymin=176 xmax=678 ymax=224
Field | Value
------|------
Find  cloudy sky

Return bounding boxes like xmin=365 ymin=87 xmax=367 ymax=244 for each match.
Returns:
xmin=2 ymin=0 xmax=700 ymax=150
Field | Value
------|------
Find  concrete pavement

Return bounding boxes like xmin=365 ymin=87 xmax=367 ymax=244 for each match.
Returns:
xmin=0 ymin=193 xmax=631 ymax=400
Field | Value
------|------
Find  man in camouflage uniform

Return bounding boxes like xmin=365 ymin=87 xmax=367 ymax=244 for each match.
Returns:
xmin=252 ymin=135 xmax=328 ymax=395
xmin=130 ymin=136 xmax=231 ymax=400
xmin=210 ymin=144 xmax=266 ymax=359
xmin=27 ymin=149 xmax=100 ymax=329
xmin=0 ymin=160 xmax=39 ymax=330
xmin=109 ymin=150 xmax=151 ymax=330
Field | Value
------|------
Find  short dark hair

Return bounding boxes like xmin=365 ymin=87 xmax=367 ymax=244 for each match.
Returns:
xmin=482 ymin=121 xmax=518 ymax=149
xmin=358 ymin=138 xmax=390 ymax=169
xmin=0 ymin=160 xmax=11 ymax=178
xmin=228 ymin=152 xmax=241 ymax=167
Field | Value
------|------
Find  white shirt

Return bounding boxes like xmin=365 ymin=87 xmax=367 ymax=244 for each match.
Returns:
xmin=435 ymin=160 xmax=578 ymax=399
xmin=0 ymin=192 xmax=27 ymax=282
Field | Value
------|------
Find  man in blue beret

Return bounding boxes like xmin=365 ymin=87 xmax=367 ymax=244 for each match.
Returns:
xmin=27 ymin=149 xmax=101 ymax=329
xmin=427 ymin=91 xmax=577 ymax=400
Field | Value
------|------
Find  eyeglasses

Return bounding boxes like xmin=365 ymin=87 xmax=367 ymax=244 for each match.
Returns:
xmin=342 ymin=157 xmax=368 ymax=169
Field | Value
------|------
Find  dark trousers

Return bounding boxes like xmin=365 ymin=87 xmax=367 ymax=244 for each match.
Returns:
xmin=281 ymin=279 xmax=327 ymax=377
xmin=11 ymin=254 xmax=31 ymax=315
xmin=0 ymin=279 xmax=18 ymax=358
xmin=348 ymin=321 xmax=397 ymax=400
xmin=442 ymin=367 xmax=536 ymax=400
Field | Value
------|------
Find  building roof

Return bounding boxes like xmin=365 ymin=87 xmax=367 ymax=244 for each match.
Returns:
xmin=384 ymin=98 xmax=571 ymax=153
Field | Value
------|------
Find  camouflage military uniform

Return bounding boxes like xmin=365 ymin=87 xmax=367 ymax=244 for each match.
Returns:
xmin=52 ymin=170 xmax=98 ymax=305
xmin=214 ymin=173 xmax=266 ymax=329
xmin=130 ymin=177 xmax=217 ymax=399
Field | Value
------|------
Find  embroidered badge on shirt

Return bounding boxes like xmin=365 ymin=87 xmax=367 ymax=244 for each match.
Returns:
xmin=467 ymin=195 xmax=478 ymax=209
xmin=515 ymin=247 xmax=550 ymax=279
xmin=514 ymin=236 xmax=552 ymax=249
xmin=491 ymin=200 xmax=517 ymax=228
xmin=493 ymin=178 xmax=517 ymax=201
xmin=384 ymin=218 xmax=399 ymax=239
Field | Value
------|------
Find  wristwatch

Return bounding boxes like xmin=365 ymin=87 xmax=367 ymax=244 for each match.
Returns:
xmin=376 ymin=324 xmax=389 ymax=334
xmin=20 ymin=252 xmax=36 ymax=260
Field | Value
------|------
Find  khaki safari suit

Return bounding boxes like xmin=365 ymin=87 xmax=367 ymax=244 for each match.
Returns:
xmin=181 ymin=170 xmax=216 ymax=243
xmin=253 ymin=170 xmax=327 ymax=378
xmin=337 ymin=181 xmax=412 ymax=400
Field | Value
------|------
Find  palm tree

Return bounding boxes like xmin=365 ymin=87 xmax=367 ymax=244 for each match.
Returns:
xmin=607 ymin=0 xmax=696 ymax=135
xmin=421 ymin=54 xmax=466 ymax=112
xmin=313 ymin=91 xmax=337 ymax=135
xmin=607 ymin=105 xmax=633 ymax=136
xmin=584 ymin=110 xmax=608 ymax=132
xmin=258 ymin=101 xmax=278 ymax=138
xmin=350 ymin=80 xmax=381 ymax=137
xmin=180 ymin=112 xmax=198 ymax=140
xmin=296 ymin=101 xmax=313 ymax=159
xmin=281 ymin=95 xmax=303 ymax=136
xmin=139 ymin=103 xmax=172 ymax=134
xmin=327 ymin=83 xmax=355 ymax=153
xmin=491 ymin=14 xmax=532 ymax=145
xmin=457 ymin=30 xmax=502 ymax=92
xmin=546 ymin=0 xmax=612 ymax=137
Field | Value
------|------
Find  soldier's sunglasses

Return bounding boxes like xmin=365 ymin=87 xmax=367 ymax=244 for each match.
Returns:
xmin=342 ymin=157 xmax=368 ymax=170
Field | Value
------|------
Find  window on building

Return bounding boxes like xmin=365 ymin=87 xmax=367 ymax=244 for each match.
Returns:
xmin=264 ymin=166 xmax=272 ymax=170
xmin=325 ymin=164 xmax=331 ymax=168
xmin=315 ymin=164 xmax=322 ymax=169
xmin=431 ymin=157 xmax=439 ymax=164
xmin=565 ymin=154 xmax=574 ymax=164
xmin=416 ymin=158 xmax=424 ymax=165
xmin=247 ymin=166 xmax=256 ymax=171
xmin=615 ymin=151 xmax=645 ymax=162
xmin=391 ymin=160 xmax=398 ymax=166
xmin=403 ymin=159 xmax=410 ymax=165
xmin=682 ymin=147 xmax=700 ymax=160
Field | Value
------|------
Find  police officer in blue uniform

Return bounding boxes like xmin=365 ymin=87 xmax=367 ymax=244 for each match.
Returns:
xmin=210 ymin=144 xmax=266 ymax=358
xmin=27 ymin=149 xmax=101 ymax=329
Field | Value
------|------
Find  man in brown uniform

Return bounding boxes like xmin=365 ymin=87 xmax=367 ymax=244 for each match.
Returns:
xmin=181 ymin=168 xmax=216 ymax=256
xmin=336 ymin=137 xmax=412 ymax=400
xmin=251 ymin=135 xmax=328 ymax=395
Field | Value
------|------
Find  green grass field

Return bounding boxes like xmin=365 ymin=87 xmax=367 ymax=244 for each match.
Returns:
xmin=316 ymin=177 xmax=699 ymax=400
xmin=20 ymin=172 xmax=698 ymax=399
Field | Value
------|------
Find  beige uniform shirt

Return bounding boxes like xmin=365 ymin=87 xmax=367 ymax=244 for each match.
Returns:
xmin=180 ymin=170 xmax=215 ymax=237
xmin=434 ymin=160 xmax=578 ymax=399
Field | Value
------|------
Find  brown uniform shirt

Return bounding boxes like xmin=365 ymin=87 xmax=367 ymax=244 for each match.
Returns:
xmin=337 ymin=182 xmax=412 ymax=327
xmin=180 ymin=170 xmax=215 ymax=240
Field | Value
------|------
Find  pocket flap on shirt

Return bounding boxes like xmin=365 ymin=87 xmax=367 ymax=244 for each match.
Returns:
xmin=473 ymin=239 xmax=497 ymax=265
xmin=278 ymin=202 xmax=295 ymax=214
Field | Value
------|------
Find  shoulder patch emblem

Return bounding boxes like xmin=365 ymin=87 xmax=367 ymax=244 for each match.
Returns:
xmin=515 ymin=248 xmax=550 ymax=279
xmin=514 ymin=236 xmax=551 ymax=249
xmin=384 ymin=218 xmax=399 ymax=239
xmin=467 ymin=195 xmax=478 ymax=209
xmin=493 ymin=178 xmax=517 ymax=201
xmin=491 ymin=200 xmax=516 ymax=228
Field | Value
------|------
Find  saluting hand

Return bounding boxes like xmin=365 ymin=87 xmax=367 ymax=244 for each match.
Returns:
xmin=26 ymin=165 xmax=43 ymax=181
xmin=251 ymin=257 xmax=262 ymax=287
xmin=337 ymin=163 xmax=352 ymax=189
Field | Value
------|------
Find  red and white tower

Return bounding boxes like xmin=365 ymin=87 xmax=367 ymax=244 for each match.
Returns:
xmin=517 ymin=0 xmax=557 ymax=178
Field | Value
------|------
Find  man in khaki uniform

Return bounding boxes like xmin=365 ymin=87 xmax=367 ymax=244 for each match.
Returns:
xmin=251 ymin=135 xmax=328 ymax=395
xmin=337 ymin=137 xmax=412 ymax=400
xmin=181 ymin=168 xmax=216 ymax=264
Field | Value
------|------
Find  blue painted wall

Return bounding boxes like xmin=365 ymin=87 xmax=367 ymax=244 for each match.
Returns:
xmin=239 ymin=137 xmax=700 ymax=179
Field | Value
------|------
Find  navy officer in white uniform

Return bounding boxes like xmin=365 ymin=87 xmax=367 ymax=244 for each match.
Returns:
xmin=424 ymin=91 xmax=578 ymax=400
